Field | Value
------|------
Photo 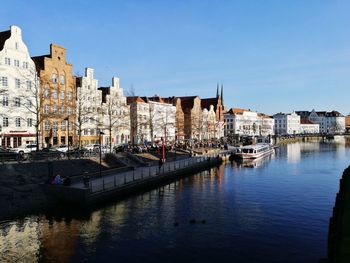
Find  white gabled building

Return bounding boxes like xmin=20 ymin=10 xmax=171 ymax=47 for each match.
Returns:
xmin=300 ymin=119 xmax=319 ymax=134
xmin=224 ymin=108 xmax=274 ymax=137
xmin=308 ymin=110 xmax=345 ymax=134
xmin=273 ymin=111 xmax=300 ymax=135
xmin=75 ymin=67 xmax=103 ymax=146
xmin=127 ymin=96 xmax=176 ymax=145
xmin=0 ymin=26 xmax=37 ymax=148
xmin=100 ymin=77 xmax=130 ymax=148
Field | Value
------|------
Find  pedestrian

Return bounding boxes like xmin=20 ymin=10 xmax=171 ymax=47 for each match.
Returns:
xmin=158 ymin=158 xmax=163 ymax=173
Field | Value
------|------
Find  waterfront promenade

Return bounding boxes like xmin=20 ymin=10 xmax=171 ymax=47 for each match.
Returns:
xmin=47 ymin=151 xmax=228 ymax=205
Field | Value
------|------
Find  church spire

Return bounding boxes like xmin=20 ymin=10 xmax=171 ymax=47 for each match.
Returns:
xmin=216 ymin=82 xmax=219 ymax=98
xmin=220 ymin=84 xmax=224 ymax=105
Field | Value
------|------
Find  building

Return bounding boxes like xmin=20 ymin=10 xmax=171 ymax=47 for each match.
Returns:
xmin=0 ymin=25 xmax=37 ymax=148
xmin=300 ymin=119 xmax=319 ymax=134
xmin=224 ymin=108 xmax=262 ymax=137
xmin=346 ymin=116 xmax=350 ymax=133
xmin=75 ymin=68 xmax=103 ymax=146
xmin=273 ymin=111 xmax=300 ymax=135
xmin=127 ymin=96 xmax=176 ymax=145
xmin=164 ymin=96 xmax=185 ymax=141
xmin=32 ymin=44 xmax=76 ymax=147
xmin=259 ymin=114 xmax=275 ymax=137
xmin=177 ymin=96 xmax=202 ymax=140
xmin=298 ymin=110 xmax=346 ymax=134
xmin=99 ymin=77 xmax=130 ymax=147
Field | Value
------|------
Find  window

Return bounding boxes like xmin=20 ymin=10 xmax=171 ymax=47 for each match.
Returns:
xmin=53 ymin=121 xmax=58 ymax=131
xmin=52 ymin=90 xmax=57 ymax=99
xmin=14 ymin=98 xmax=20 ymax=107
xmin=67 ymin=107 xmax=72 ymax=115
xmin=15 ymin=42 xmax=18 ymax=49
xmin=27 ymin=118 xmax=33 ymax=127
xmin=52 ymin=73 xmax=57 ymax=83
xmin=60 ymin=90 xmax=65 ymax=99
xmin=26 ymin=81 xmax=31 ymax=90
xmin=27 ymin=99 xmax=32 ymax=108
xmin=44 ymin=121 xmax=50 ymax=130
xmin=3 ymin=117 xmax=9 ymax=127
xmin=14 ymin=60 xmax=20 ymax=67
xmin=60 ymin=75 xmax=65 ymax=84
xmin=23 ymin=61 xmax=28 ymax=69
xmin=44 ymin=105 xmax=50 ymax=114
xmin=1 ymin=77 xmax=8 ymax=87
xmin=15 ymin=78 xmax=21 ymax=88
xmin=2 ymin=96 xmax=8 ymax=106
xmin=59 ymin=106 xmax=65 ymax=114
xmin=5 ymin=57 xmax=10 ymax=65
xmin=52 ymin=105 xmax=57 ymax=114
xmin=61 ymin=121 xmax=66 ymax=131
xmin=44 ymin=89 xmax=49 ymax=98
xmin=67 ymin=91 xmax=72 ymax=101
xmin=15 ymin=117 xmax=21 ymax=127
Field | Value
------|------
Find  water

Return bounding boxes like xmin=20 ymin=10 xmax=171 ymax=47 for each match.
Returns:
xmin=1 ymin=141 xmax=349 ymax=263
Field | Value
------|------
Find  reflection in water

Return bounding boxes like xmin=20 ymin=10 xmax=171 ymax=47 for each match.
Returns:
xmin=0 ymin=218 xmax=40 ymax=263
xmin=0 ymin=141 xmax=349 ymax=263
xmin=233 ymin=153 xmax=275 ymax=168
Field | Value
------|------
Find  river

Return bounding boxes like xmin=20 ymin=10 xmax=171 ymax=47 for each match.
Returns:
xmin=1 ymin=141 xmax=349 ymax=263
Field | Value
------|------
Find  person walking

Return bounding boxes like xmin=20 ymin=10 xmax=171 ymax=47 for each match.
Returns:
xmin=158 ymin=158 xmax=163 ymax=174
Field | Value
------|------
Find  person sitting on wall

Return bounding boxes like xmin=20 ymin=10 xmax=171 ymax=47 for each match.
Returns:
xmin=54 ymin=174 xmax=63 ymax=185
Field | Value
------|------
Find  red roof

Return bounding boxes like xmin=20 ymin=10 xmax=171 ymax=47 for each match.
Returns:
xmin=300 ymin=118 xmax=316 ymax=125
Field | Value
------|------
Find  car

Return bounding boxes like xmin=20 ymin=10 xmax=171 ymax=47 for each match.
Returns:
xmin=85 ymin=144 xmax=101 ymax=152
xmin=9 ymin=144 xmax=37 ymax=155
xmin=66 ymin=147 xmax=90 ymax=158
xmin=29 ymin=147 xmax=65 ymax=160
xmin=54 ymin=144 xmax=69 ymax=153
xmin=0 ymin=148 xmax=22 ymax=162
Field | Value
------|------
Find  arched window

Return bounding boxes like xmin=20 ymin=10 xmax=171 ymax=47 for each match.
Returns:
xmin=60 ymin=74 xmax=65 ymax=85
xmin=52 ymin=73 xmax=57 ymax=83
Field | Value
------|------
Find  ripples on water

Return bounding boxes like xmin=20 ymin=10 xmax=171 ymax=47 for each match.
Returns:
xmin=0 ymin=141 xmax=349 ymax=263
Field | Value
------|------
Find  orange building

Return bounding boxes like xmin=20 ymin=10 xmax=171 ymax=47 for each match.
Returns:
xmin=32 ymin=44 xmax=76 ymax=147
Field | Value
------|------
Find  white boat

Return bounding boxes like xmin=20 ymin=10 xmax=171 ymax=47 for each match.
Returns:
xmin=234 ymin=143 xmax=274 ymax=159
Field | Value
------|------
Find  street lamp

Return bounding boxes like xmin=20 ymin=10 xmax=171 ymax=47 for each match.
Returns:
xmin=99 ymin=131 xmax=105 ymax=179
xmin=64 ymin=116 xmax=70 ymax=159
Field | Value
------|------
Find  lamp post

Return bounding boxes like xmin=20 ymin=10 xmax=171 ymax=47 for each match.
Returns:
xmin=99 ymin=131 xmax=105 ymax=180
xmin=64 ymin=116 xmax=70 ymax=159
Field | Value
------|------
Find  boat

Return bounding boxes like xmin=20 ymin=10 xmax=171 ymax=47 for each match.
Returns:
xmin=234 ymin=143 xmax=275 ymax=159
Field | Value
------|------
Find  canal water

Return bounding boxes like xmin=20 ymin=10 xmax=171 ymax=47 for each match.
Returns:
xmin=1 ymin=141 xmax=349 ymax=263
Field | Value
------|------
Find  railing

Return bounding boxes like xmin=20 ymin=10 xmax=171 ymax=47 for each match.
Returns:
xmin=89 ymin=152 xmax=224 ymax=193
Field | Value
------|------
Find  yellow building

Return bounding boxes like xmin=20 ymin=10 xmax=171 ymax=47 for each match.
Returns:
xmin=32 ymin=44 xmax=76 ymax=147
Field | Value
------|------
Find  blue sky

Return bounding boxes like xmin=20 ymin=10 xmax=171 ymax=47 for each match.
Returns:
xmin=1 ymin=0 xmax=349 ymax=115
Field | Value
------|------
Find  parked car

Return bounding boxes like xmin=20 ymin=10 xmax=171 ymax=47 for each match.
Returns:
xmin=9 ymin=144 xmax=37 ymax=155
xmin=0 ymin=148 xmax=22 ymax=161
xmin=114 ymin=144 xmax=124 ymax=153
xmin=85 ymin=144 xmax=100 ymax=152
xmin=54 ymin=144 xmax=69 ymax=153
xmin=29 ymin=148 xmax=65 ymax=160
xmin=66 ymin=147 xmax=90 ymax=158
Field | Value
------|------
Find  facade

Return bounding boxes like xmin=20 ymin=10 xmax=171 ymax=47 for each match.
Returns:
xmin=100 ymin=77 xmax=130 ymax=147
xmin=201 ymin=105 xmax=217 ymax=140
xmin=75 ymin=68 xmax=102 ymax=146
xmin=178 ymin=96 xmax=202 ymax=140
xmin=260 ymin=114 xmax=275 ymax=137
xmin=164 ymin=97 xmax=185 ymax=141
xmin=298 ymin=110 xmax=346 ymax=134
xmin=224 ymin=108 xmax=262 ymax=137
xmin=346 ymin=116 xmax=350 ymax=133
xmin=127 ymin=96 xmax=176 ymax=145
xmin=201 ymin=97 xmax=225 ymax=139
xmin=32 ymin=44 xmax=76 ymax=147
xmin=300 ymin=119 xmax=319 ymax=134
xmin=273 ymin=112 xmax=300 ymax=135
xmin=0 ymin=26 xmax=37 ymax=148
